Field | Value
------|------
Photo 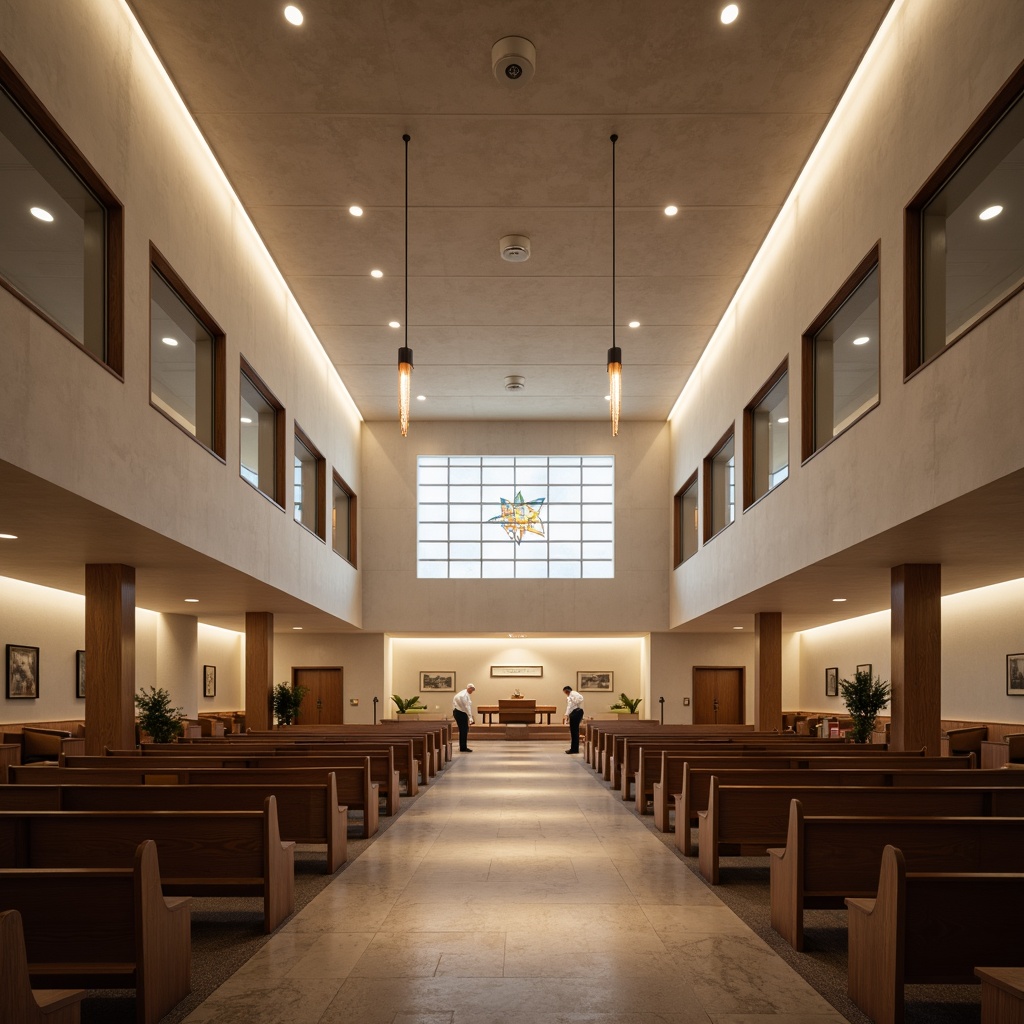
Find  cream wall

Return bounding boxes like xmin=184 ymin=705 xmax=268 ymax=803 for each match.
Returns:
xmin=0 ymin=0 xmax=362 ymax=626
xmin=361 ymin=420 xmax=670 ymax=633
xmin=668 ymin=0 xmax=1024 ymax=625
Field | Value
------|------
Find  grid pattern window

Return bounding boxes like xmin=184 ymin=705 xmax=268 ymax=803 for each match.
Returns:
xmin=417 ymin=456 xmax=614 ymax=579
xmin=150 ymin=256 xmax=224 ymax=457
xmin=704 ymin=431 xmax=735 ymax=542
xmin=240 ymin=361 xmax=284 ymax=506
xmin=674 ymin=473 xmax=698 ymax=566
xmin=0 ymin=74 xmax=122 ymax=370
xmin=293 ymin=426 xmax=325 ymax=540
xmin=332 ymin=473 xmax=357 ymax=565
xmin=803 ymin=250 xmax=880 ymax=459
xmin=916 ymin=89 xmax=1024 ymax=365
xmin=744 ymin=363 xmax=789 ymax=508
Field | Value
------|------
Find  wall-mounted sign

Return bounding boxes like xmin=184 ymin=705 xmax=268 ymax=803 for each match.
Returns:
xmin=490 ymin=665 xmax=543 ymax=677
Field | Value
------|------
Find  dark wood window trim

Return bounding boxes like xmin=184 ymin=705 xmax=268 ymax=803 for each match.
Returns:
xmin=702 ymin=424 xmax=736 ymax=545
xmin=293 ymin=421 xmax=326 ymax=542
xmin=743 ymin=356 xmax=788 ymax=512
xmin=673 ymin=469 xmax=698 ymax=568
xmin=332 ymin=470 xmax=358 ymax=567
xmin=239 ymin=355 xmax=286 ymax=509
xmin=0 ymin=54 xmax=124 ymax=378
xmin=905 ymin=59 xmax=1024 ymax=380
xmin=149 ymin=244 xmax=226 ymax=462
xmin=801 ymin=243 xmax=881 ymax=465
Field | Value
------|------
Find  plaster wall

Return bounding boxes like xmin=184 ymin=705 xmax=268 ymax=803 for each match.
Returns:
xmin=197 ymin=623 xmax=244 ymax=715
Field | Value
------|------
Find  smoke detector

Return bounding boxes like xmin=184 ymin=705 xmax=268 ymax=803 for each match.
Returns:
xmin=504 ymin=375 xmax=526 ymax=391
xmin=500 ymin=234 xmax=531 ymax=262
xmin=492 ymin=36 xmax=536 ymax=86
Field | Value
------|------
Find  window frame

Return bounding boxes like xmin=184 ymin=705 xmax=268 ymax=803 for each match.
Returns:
xmin=743 ymin=357 xmax=789 ymax=511
xmin=292 ymin=422 xmax=326 ymax=541
xmin=332 ymin=471 xmax=357 ymax=567
xmin=239 ymin=356 xmax=286 ymax=509
xmin=0 ymin=54 xmax=124 ymax=377
xmin=801 ymin=243 xmax=881 ymax=464
xmin=702 ymin=425 xmax=736 ymax=544
xmin=673 ymin=470 xmax=699 ymax=567
xmin=148 ymin=244 xmax=226 ymax=460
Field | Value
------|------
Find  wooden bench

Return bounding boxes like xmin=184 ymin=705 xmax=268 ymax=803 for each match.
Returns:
xmin=0 ymin=839 xmax=191 ymax=1024
xmin=975 ymin=967 xmax=1024 ymax=1024
xmin=0 ymin=796 xmax=295 ymax=933
xmin=3 ymin=730 xmax=85 ymax=764
xmin=768 ymin=799 xmax=1024 ymax=949
xmin=944 ymin=724 xmax=988 ymax=759
xmin=0 ymin=910 xmax=86 ymax=1024
xmin=847 ymin=845 xmax=1024 ymax=1024
xmin=696 ymin=780 xmax=1024 ymax=883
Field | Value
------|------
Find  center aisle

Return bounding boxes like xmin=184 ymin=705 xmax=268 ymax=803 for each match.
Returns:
xmin=184 ymin=743 xmax=848 ymax=1024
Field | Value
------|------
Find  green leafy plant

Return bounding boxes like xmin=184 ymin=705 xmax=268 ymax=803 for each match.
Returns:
xmin=839 ymin=669 xmax=891 ymax=743
xmin=391 ymin=694 xmax=427 ymax=714
xmin=135 ymin=686 xmax=185 ymax=743
xmin=272 ymin=682 xmax=308 ymax=727
xmin=610 ymin=693 xmax=642 ymax=713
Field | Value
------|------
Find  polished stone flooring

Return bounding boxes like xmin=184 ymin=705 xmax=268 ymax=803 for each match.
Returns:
xmin=183 ymin=743 xmax=848 ymax=1024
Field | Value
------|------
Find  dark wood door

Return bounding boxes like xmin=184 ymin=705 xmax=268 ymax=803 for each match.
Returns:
xmin=692 ymin=666 xmax=744 ymax=725
xmin=292 ymin=667 xmax=344 ymax=725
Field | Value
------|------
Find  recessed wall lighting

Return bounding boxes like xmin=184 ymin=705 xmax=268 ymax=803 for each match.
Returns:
xmin=778 ymin=416 xmax=789 ymax=424
xmin=30 ymin=206 xmax=54 ymax=222
xmin=370 ymin=269 xmax=383 ymax=278
xmin=628 ymin=320 xmax=640 ymax=328
xmin=348 ymin=205 xmax=363 ymax=217
xmin=0 ymin=533 xmax=17 ymax=540
xmin=832 ymin=597 xmax=847 ymax=603
xmin=284 ymin=5 xmax=303 ymax=26
xmin=389 ymin=321 xmax=400 ymax=328
xmin=240 ymin=416 xmax=253 ymax=424
xmin=161 ymin=336 xmax=179 ymax=347
xmin=664 ymin=205 xmax=678 ymax=216
xmin=416 ymin=395 xmax=426 ymax=401
xmin=852 ymin=335 xmax=870 ymax=346
xmin=721 ymin=4 xmax=739 ymax=24
xmin=979 ymin=205 xmax=1003 ymax=220
xmin=184 ymin=598 xmax=199 ymax=603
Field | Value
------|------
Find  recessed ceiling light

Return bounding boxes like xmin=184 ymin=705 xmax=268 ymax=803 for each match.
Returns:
xmin=161 ymin=336 xmax=178 ymax=347
xmin=604 ymin=395 xmax=611 ymax=402
xmin=721 ymin=4 xmax=739 ymax=24
xmin=284 ymin=5 xmax=303 ymax=26
xmin=628 ymin=320 xmax=640 ymax=328
xmin=0 ymin=533 xmax=17 ymax=540
xmin=184 ymin=598 xmax=199 ymax=603
xmin=979 ymin=205 xmax=1003 ymax=220
xmin=30 ymin=206 xmax=54 ymax=222
xmin=348 ymin=205 xmax=363 ymax=217
xmin=852 ymin=335 xmax=870 ymax=345
xmin=777 ymin=416 xmax=789 ymax=424
xmin=416 ymin=395 xmax=426 ymax=401
xmin=240 ymin=416 xmax=253 ymax=424
xmin=732 ymin=626 xmax=743 ymax=630
xmin=389 ymin=321 xmax=400 ymax=328
xmin=664 ymin=205 xmax=678 ymax=216
xmin=292 ymin=626 xmax=303 ymax=630
xmin=370 ymin=269 xmax=383 ymax=278
xmin=832 ymin=597 xmax=847 ymax=603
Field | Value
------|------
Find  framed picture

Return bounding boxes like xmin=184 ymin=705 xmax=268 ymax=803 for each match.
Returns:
xmin=1008 ymin=653 xmax=1024 ymax=696
xmin=203 ymin=664 xmax=217 ymax=698
xmin=578 ymin=671 xmax=613 ymax=691
xmin=419 ymin=671 xmax=456 ymax=692
xmin=75 ymin=650 xmax=86 ymax=699
xmin=857 ymin=663 xmax=872 ymax=679
xmin=825 ymin=666 xmax=839 ymax=697
xmin=6 ymin=644 xmax=39 ymax=699
xmin=490 ymin=665 xmax=543 ymax=677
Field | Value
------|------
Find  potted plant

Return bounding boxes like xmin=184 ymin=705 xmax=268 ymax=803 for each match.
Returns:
xmin=272 ymin=682 xmax=308 ymax=727
xmin=135 ymin=686 xmax=186 ymax=743
xmin=839 ymin=669 xmax=891 ymax=743
xmin=610 ymin=693 xmax=642 ymax=715
xmin=391 ymin=695 xmax=427 ymax=715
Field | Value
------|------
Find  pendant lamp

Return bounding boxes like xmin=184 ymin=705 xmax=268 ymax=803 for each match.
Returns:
xmin=398 ymin=133 xmax=413 ymax=436
xmin=607 ymin=133 xmax=622 ymax=436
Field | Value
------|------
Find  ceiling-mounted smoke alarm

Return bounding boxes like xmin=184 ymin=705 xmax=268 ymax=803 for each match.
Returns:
xmin=492 ymin=36 xmax=536 ymax=86
xmin=500 ymin=234 xmax=531 ymax=262
xmin=504 ymin=375 xmax=526 ymax=391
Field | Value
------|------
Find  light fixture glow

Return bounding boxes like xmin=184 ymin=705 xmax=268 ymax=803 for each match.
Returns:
xmin=664 ymin=205 xmax=678 ymax=216
xmin=348 ymin=205 xmax=363 ymax=217
xmin=721 ymin=4 xmax=739 ymax=24
xmin=161 ymin=336 xmax=179 ymax=347
xmin=30 ymin=206 xmax=54 ymax=222
xmin=832 ymin=598 xmax=847 ymax=603
xmin=184 ymin=598 xmax=199 ymax=603
xmin=0 ymin=533 xmax=17 ymax=540
xmin=852 ymin=335 xmax=870 ymax=346
xmin=240 ymin=416 xmax=253 ymax=424
xmin=628 ymin=320 xmax=640 ymax=328
xmin=292 ymin=626 xmax=303 ymax=630
xmin=370 ymin=268 xmax=383 ymax=279
xmin=399 ymin=134 xmax=413 ymax=436
xmin=979 ymin=205 xmax=1003 ymax=220
xmin=416 ymin=394 xmax=426 ymax=401
xmin=284 ymin=5 xmax=303 ymax=25
xmin=733 ymin=626 xmax=744 ymax=630
xmin=388 ymin=321 xmax=400 ymax=329
xmin=607 ymin=133 xmax=622 ymax=437
xmin=778 ymin=416 xmax=789 ymax=424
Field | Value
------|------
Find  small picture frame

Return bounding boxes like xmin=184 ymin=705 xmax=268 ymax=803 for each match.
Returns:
xmin=857 ymin=663 xmax=873 ymax=679
xmin=1008 ymin=653 xmax=1024 ymax=696
xmin=6 ymin=644 xmax=40 ymax=699
xmin=825 ymin=666 xmax=839 ymax=697
xmin=203 ymin=664 xmax=217 ymax=698
xmin=578 ymin=671 xmax=613 ymax=691
xmin=419 ymin=671 xmax=456 ymax=692
xmin=75 ymin=650 xmax=86 ymax=699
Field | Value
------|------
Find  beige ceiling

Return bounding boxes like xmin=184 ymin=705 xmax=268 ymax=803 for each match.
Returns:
xmin=127 ymin=0 xmax=895 ymax=423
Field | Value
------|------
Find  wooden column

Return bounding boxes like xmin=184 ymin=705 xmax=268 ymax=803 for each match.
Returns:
xmin=84 ymin=564 xmax=136 ymax=755
xmin=245 ymin=612 xmax=274 ymax=731
xmin=890 ymin=564 xmax=941 ymax=755
xmin=754 ymin=612 xmax=783 ymax=732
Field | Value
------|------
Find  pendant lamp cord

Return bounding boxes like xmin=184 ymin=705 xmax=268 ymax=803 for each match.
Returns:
xmin=611 ymin=133 xmax=617 ymax=349
xmin=403 ymin=133 xmax=410 ymax=348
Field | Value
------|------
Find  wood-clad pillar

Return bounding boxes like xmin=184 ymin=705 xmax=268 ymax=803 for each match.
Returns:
xmin=245 ymin=612 xmax=274 ymax=731
xmin=890 ymin=564 xmax=941 ymax=755
xmin=84 ymin=564 xmax=136 ymax=755
xmin=754 ymin=612 xmax=783 ymax=732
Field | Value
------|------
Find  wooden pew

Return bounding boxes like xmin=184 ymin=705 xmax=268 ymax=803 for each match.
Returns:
xmin=696 ymin=779 xmax=1024 ymax=883
xmin=975 ymin=967 xmax=1024 ymax=1023
xmin=846 ymin=845 xmax=1024 ymax=1024
xmin=0 ymin=839 xmax=191 ymax=1024
xmin=0 ymin=797 xmax=295 ymax=933
xmin=3 ymin=729 xmax=85 ymax=764
xmin=0 ymin=910 xmax=86 ymax=1024
xmin=768 ymin=799 xmax=1024 ymax=949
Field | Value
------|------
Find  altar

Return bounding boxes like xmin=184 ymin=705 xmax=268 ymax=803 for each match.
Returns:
xmin=477 ymin=700 xmax=558 ymax=725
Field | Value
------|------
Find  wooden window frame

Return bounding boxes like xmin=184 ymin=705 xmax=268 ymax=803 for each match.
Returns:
xmin=673 ymin=470 xmax=698 ymax=568
xmin=332 ymin=471 xmax=357 ymax=567
xmin=293 ymin=422 xmax=326 ymax=542
xmin=702 ymin=425 xmax=736 ymax=544
xmin=239 ymin=356 xmax=286 ymax=509
xmin=743 ymin=357 xmax=789 ymax=511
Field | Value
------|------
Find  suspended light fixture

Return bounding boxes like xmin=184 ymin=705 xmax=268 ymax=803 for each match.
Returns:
xmin=607 ymin=133 xmax=622 ymax=436
xmin=398 ymin=133 xmax=413 ymax=436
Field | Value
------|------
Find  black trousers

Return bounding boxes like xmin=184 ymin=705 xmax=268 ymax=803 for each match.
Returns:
xmin=567 ymin=708 xmax=584 ymax=752
xmin=453 ymin=709 xmax=470 ymax=750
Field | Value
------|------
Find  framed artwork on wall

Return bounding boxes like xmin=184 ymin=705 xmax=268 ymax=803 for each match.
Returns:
xmin=577 ymin=671 xmax=613 ymax=691
xmin=420 ymin=671 xmax=456 ymax=692
xmin=825 ymin=666 xmax=839 ymax=696
xmin=857 ymin=663 xmax=872 ymax=679
xmin=1008 ymin=653 xmax=1024 ymax=696
xmin=6 ymin=644 xmax=39 ymax=699
xmin=203 ymin=664 xmax=217 ymax=698
xmin=490 ymin=665 xmax=543 ymax=677
xmin=75 ymin=650 xmax=85 ymax=698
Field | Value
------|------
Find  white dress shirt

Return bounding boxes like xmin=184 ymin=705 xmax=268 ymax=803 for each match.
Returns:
xmin=452 ymin=688 xmax=474 ymax=721
xmin=564 ymin=689 xmax=584 ymax=716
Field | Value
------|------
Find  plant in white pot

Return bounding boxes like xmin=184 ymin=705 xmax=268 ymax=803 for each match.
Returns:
xmin=839 ymin=669 xmax=891 ymax=743
xmin=610 ymin=693 xmax=642 ymax=715
xmin=392 ymin=695 xmax=427 ymax=715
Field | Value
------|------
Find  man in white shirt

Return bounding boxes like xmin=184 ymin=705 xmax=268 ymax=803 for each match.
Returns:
xmin=452 ymin=684 xmax=476 ymax=752
xmin=562 ymin=685 xmax=584 ymax=754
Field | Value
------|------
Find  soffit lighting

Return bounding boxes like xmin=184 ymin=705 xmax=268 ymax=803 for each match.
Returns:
xmin=721 ymin=4 xmax=739 ymax=24
xmin=30 ymin=206 xmax=53 ymax=222
xmin=0 ymin=533 xmax=17 ymax=540
xmin=292 ymin=626 xmax=303 ymax=630
xmin=607 ymin=133 xmax=622 ymax=437
xmin=832 ymin=597 xmax=847 ymax=602
xmin=161 ymin=336 xmax=178 ymax=347
xmin=778 ymin=416 xmax=789 ymax=424
xmin=389 ymin=321 xmax=400 ymax=328
xmin=370 ymin=268 xmax=383 ymax=278
xmin=628 ymin=320 xmax=640 ymax=328
xmin=664 ymin=205 xmax=678 ymax=216
xmin=398 ymin=133 xmax=414 ymax=437
xmin=184 ymin=598 xmax=199 ymax=603
xmin=284 ymin=5 xmax=303 ymax=26
xmin=852 ymin=335 xmax=870 ymax=346
xmin=979 ymin=205 xmax=1003 ymax=220
xmin=416 ymin=394 xmax=426 ymax=401
xmin=733 ymin=626 xmax=744 ymax=630
xmin=348 ymin=205 xmax=363 ymax=217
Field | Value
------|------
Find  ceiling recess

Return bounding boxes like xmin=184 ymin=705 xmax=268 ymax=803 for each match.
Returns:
xmin=504 ymin=375 xmax=526 ymax=391
xmin=500 ymin=234 xmax=531 ymax=262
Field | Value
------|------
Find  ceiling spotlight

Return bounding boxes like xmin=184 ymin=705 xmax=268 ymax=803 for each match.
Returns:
xmin=500 ymin=235 xmax=531 ymax=262
xmin=389 ymin=321 xmax=400 ymax=328
xmin=30 ymin=206 xmax=54 ymax=222
xmin=348 ymin=205 xmax=363 ymax=217
xmin=832 ymin=598 xmax=847 ymax=603
xmin=161 ymin=336 xmax=178 ymax=347
xmin=491 ymin=36 xmax=536 ymax=86
xmin=852 ymin=335 xmax=870 ymax=346
xmin=0 ymin=533 xmax=17 ymax=540
xmin=184 ymin=598 xmax=199 ymax=603
xmin=733 ymin=626 xmax=744 ymax=630
xmin=416 ymin=394 xmax=426 ymax=401
xmin=370 ymin=268 xmax=383 ymax=279
xmin=292 ymin=626 xmax=303 ymax=630
xmin=284 ymin=5 xmax=303 ymax=25
xmin=778 ymin=416 xmax=789 ymax=424
xmin=664 ymin=205 xmax=678 ymax=217
xmin=979 ymin=205 xmax=1003 ymax=220
xmin=628 ymin=320 xmax=640 ymax=328
xmin=721 ymin=4 xmax=739 ymax=24
xmin=504 ymin=375 xmax=526 ymax=391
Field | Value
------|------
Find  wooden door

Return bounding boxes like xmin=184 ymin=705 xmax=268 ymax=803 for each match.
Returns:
xmin=292 ymin=667 xmax=344 ymax=725
xmin=692 ymin=667 xmax=744 ymax=725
